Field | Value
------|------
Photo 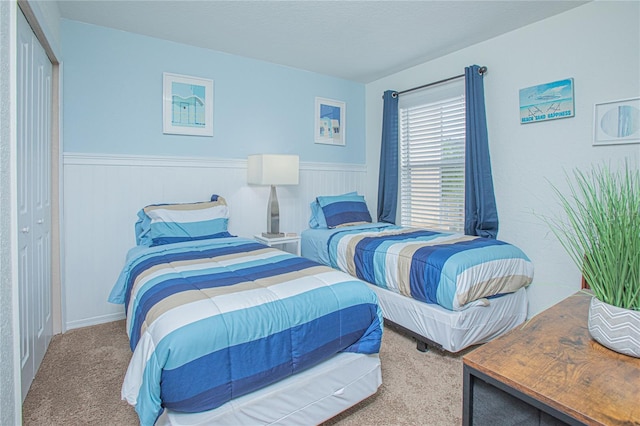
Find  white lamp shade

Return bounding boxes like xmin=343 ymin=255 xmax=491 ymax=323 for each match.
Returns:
xmin=247 ymin=154 xmax=299 ymax=185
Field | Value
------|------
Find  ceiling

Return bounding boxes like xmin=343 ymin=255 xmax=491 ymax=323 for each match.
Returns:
xmin=56 ymin=0 xmax=588 ymax=83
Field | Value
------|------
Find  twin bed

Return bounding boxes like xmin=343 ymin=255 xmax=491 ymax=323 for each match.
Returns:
xmin=302 ymin=193 xmax=534 ymax=353
xmin=110 ymin=193 xmax=534 ymax=425
xmin=109 ymin=196 xmax=383 ymax=425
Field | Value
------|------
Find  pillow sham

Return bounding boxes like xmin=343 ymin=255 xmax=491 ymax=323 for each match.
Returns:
xmin=309 ymin=199 xmax=328 ymax=229
xmin=308 ymin=191 xmax=357 ymax=229
xmin=317 ymin=194 xmax=372 ymax=228
xmin=135 ymin=195 xmax=230 ymax=247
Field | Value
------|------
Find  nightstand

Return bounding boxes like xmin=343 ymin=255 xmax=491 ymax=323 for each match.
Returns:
xmin=254 ymin=234 xmax=301 ymax=256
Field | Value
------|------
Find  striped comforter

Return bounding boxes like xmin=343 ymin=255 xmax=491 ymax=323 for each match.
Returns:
xmin=109 ymin=237 xmax=383 ymax=426
xmin=327 ymin=225 xmax=533 ymax=311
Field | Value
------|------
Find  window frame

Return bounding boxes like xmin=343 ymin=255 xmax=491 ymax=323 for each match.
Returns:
xmin=398 ymin=79 xmax=466 ymax=233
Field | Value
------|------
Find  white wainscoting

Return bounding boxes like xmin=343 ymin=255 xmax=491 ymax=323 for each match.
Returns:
xmin=62 ymin=153 xmax=368 ymax=330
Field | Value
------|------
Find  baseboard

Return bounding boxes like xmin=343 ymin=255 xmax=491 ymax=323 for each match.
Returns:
xmin=65 ymin=311 xmax=125 ymax=331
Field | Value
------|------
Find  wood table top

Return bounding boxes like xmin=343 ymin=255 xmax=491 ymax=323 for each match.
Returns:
xmin=463 ymin=292 xmax=640 ymax=426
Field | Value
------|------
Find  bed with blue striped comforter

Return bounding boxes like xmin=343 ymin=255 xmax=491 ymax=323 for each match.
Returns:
xmin=109 ymin=237 xmax=383 ymax=426
xmin=327 ymin=224 xmax=533 ymax=311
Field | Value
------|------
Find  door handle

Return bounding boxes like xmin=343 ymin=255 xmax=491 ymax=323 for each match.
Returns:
xmin=37 ymin=219 xmax=44 ymax=224
xmin=21 ymin=227 xmax=30 ymax=233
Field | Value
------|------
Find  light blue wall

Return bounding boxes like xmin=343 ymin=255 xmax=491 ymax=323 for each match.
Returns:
xmin=61 ymin=20 xmax=365 ymax=163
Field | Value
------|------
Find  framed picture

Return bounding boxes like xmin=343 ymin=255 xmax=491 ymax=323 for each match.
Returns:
xmin=593 ymin=98 xmax=640 ymax=146
xmin=163 ymin=72 xmax=214 ymax=136
xmin=519 ymin=78 xmax=574 ymax=124
xmin=315 ymin=97 xmax=346 ymax=146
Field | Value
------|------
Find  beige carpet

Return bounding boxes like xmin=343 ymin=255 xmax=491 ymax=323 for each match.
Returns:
xmin=22 ymin=321 xmax=470 ymax=425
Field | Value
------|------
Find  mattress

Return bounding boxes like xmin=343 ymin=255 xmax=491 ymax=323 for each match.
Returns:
xmin=302 ymin=225 xmax=529 ymax=352
xmin=156 ymin=352 xmax=381 ymax=425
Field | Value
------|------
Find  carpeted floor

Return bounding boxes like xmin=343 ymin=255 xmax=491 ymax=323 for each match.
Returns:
xmin=22 ymin=320 xmax=470 ymax=425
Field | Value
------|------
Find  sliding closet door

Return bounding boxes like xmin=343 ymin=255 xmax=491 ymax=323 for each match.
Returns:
xmin=31 ymin=11 xmax=52 ymax=379
xmin=17 ymin=10 xmax=53 ymax=401
xmin=17 ymin=8 xmax=34 ymax=400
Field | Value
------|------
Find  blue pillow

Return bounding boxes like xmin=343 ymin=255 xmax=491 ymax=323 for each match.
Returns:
xmin=309 ymin=191 xmax=357 ymax=229
xmin=317 ymin=194 xmax=372 ymax=228
xmin=309 ymin=200 xmax=327 ymax=228
xmin=135 ymin=195 xmax=230 ymax=247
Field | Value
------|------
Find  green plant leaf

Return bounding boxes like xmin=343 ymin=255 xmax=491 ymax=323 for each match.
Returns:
xmin=542 ymin=161 xmax=640 ymax=311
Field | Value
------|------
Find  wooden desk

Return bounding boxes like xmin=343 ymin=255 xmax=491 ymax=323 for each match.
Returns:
xmin=463 ymin=292 xmax=640 ymax=426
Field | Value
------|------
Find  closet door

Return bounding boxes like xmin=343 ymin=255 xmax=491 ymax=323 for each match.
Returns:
xmin=31 ymin=13 xmax=52 ymax=378
xmin=17 ymin=8 xmax=34 ymax=400
xmin=17 ymin=10 xmax=53 ymax=401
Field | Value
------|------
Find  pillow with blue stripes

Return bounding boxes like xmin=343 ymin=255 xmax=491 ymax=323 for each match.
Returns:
xmin=309 ymin=191 xmax=357 ymax=228
xmin=316 ymin=193 xmax=372 ymax=229
xmin=135 ymin=194 xmax=231 ymax=246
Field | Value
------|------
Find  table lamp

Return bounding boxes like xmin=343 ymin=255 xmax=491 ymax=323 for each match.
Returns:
xmin=247 ymin=154 xmax=299 ymax=237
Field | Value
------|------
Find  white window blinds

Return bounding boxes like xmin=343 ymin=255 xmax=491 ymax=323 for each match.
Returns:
xmin=399 ymin=79 xmax=466 ymax=233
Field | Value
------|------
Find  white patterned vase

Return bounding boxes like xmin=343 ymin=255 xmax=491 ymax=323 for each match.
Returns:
xmin=588 ymin=296 xmax=640 ymax=358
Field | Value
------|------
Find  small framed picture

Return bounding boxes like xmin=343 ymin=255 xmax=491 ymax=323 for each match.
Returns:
xmin=593 ymin=98 xmax=640 ymax=146
xmin=315 ymin=97 xmax=346 ymax=146
xmin=519 ymin=78 xmax=575 ymax=124
xmin=163 ymin=72 xmax=214 ymax=137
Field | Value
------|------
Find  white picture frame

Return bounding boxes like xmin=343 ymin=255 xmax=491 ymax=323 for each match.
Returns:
xmin=163 ymin=72 xmax=214 ymax=136
xmin=593 ymin=97 xmax=640 ymax=146
xmin=314 ymin=97 xmax=346 ymax=146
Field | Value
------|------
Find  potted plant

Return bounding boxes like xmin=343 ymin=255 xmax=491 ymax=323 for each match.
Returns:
xmin=545 ymin=161 xmax=640 ymax=358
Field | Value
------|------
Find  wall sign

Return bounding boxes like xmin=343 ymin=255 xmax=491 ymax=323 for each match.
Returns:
xmin=519 ymin=78 xmax=574 ymax=124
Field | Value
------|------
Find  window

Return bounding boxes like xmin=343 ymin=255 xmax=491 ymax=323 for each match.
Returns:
xmin=399 ymin=79 xmax=465 ymax=232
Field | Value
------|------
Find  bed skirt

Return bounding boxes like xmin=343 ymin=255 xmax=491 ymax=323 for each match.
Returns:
xmin=369 ymin=284 xmax=528 ymax=353
xmin=156 ymin=352 xmax=381 ymax=425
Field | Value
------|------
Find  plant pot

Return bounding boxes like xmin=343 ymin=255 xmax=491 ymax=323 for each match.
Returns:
xmin=588 ymin=296 xmax=640 ymax=358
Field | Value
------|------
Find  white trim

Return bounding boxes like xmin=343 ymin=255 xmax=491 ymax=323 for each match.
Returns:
xmin=7 ymin=1 xmax=22 ymax=422
xmin=63 ymin=153 xmax=246 ymax=168
xmin=65 ymin=311 xmax=126 ymax=331
xmin=62 ymin=152 xmax=367 ymax=173
xmin=56 ymin=61 xmax=66 ymax=333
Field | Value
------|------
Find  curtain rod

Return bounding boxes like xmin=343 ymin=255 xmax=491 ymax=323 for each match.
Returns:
xmin=389 ymin=66 xmax=487 ymax=99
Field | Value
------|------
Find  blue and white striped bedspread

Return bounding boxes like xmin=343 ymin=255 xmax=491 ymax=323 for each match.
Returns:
xmin=109 ymin=237 xmax=383 ymax=426
xmin=327 ymin=225 xmax=533 ymax=311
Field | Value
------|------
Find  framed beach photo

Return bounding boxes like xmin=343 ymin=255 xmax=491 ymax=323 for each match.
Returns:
xmin=593 ymin=98 xmax=640 ymax=146
xmin=519 ymin=78 xmax=575 ymax=124
xmin=163 ymin=72 xmax=214 ymax=136
xmin=315 ymin=97 xmax=346 ymax=146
